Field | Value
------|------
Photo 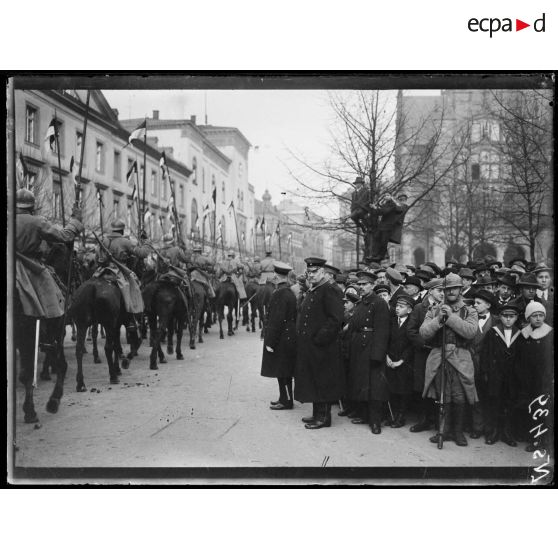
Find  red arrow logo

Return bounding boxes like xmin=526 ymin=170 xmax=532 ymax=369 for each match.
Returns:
xmin=516 ymin=19 xmax=530 ymax=31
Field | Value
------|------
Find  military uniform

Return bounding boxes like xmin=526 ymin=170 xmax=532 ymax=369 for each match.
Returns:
xmin=261 ymin=262 xmax=297 ymax=410
xmin=216 ymin=253 xmax=247 ymax=299
xmin=258 ymin=253 xmax=275 ymax=285
xmin=15 ymin=194 xmax=83 ymax=318
xmin=93 ymin=220 xmax=150 ymax=315
xmin=190 ymin=249 xmax=216 ymax=298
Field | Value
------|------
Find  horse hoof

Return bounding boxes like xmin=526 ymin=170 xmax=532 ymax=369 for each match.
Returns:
xmin=24 ymin=413 xmax=39 ymax=424
xmin=121 ymin=358 xmax=130 ymax=370
xmin=46 ymin=398 xmax=60 ymax=414
xmin=220 ymin=334 xmax=224 ymax=340
xmin=227 ymin=331 xmax=233 ymax=336
xmin=110 ymin=377 xmax=120 ymax=384
xmin=189 ymin=344 xmax=195 ymax=350
xmin=94 ymin=357 xmax=102 ymax=364
xmin=198 ymin=338 xmax=204 ymax=344
xmin=77 ymin=385 xmax=87 ymax=392
xmin=83 ymin=347 xmax=88 ymax=354
xmin=177 ymin=353 xmax=184 ymax=360
xmin=167 ymin=347 xmax=174 ymax=355
xmin=159 ymin=357 xmax=167 ymax=364
xmin=204 ymin=329 xmax=209 ymax=334
xmin=40 ymin=373 xmax=51 ymax=381
xmin=150 ymin=364 xmax=158 ymax=370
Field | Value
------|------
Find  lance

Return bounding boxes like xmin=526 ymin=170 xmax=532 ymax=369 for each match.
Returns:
xmin=164 ymin=159 xmax=184 ymax=247
xmin=277 ymin=221 xmax=282 ymax=260
xmin=96 ymin=188 xmax=105 ymax=238
xmin=142 ymin=118 xmax=147 ymax=234
xmin=58 ymin=90 xmax=91 ymax=352
xmin=230 ymin=201 xmax=243 ymax=260
xmin=32 ymin=319 xmax=40 ymax=388
xmin=52 ymin=111 xmax=66 ymax=227
xmin=254 ymin=226 xmax=258 ymax=256
xmin=134 ymin=157 xmax=141 ymax=240
xmin=437 ymin=274 xmax=448 ymax=450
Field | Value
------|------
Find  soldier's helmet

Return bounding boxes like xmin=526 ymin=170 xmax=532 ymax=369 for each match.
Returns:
xmin=162 ymin=233 xmax=174 ymax=243
xmin=111 ymin=218 xmax=126 ymax=231
xmin=16 ymin=188 xmax=35 ymax=209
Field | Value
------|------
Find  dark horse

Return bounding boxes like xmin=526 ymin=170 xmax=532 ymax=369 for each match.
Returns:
xmin=190 ymin=279 xmax=208 ymax=346
xmin=254 ymin=281 xmax=275 ymax=339
xmin=68 ymin=275 xmax=141 ymax=390
xmin=14 ymin=294 xmax=68 ymax=423
xmin=215 ymin=279 xmax=239 ymax=339
xmin=142 ymin=279 xmax=189 ymax=370
xmin=243 ymin=280 xmax=261 ymax=333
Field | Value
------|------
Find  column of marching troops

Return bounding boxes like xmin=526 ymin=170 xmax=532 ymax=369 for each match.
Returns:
xmin=260 ymin=252 xmax=554 ymax=453
xmin=14 ymin=188 xmax=553 ymax=453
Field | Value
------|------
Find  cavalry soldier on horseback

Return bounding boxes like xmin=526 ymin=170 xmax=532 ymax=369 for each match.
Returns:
xmin=15 ymin=188 xmax=84 ymax=319
xmin=158 ymin=233 xmax=193 ymax=302
xmin=247 ymin=256 xmax=262 ymax=282
xmin=190 ymin=245 xmax=216 ymax=299
xmin=216 ymin=250 xmax=247 ymax=300
xmin=259 ymin=250 xmax=275 ymax=285
xmin=92 ymin=218 xmax=150 ymax=333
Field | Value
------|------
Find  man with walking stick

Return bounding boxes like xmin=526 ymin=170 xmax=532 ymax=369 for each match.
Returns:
xmin=419 ymin=273 xmax=479 ymax=447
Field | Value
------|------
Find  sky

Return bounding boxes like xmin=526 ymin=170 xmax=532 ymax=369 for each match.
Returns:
xmin=103 ymin=89 xmax=441 ymax=217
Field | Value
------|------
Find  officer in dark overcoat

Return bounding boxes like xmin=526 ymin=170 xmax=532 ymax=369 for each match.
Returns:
xmin=294 ymin=257 xmax=345 ymax=429
xmin=261 ymin=262 xmax=298 ymax=410
xmin=347 ymin=270 xmax=391 ymax=434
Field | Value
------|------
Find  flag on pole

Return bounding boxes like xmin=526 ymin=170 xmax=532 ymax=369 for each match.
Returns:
xmin=69 ymin=156 xmax=79 ymax=186
xmin=96 ymin=188 xmax=104 ymax=206
xmin=16 ymin=152 xmax=28 ymax=187
xmin=195 ymin=215 xmax=200 ymax=231
xmin=212 ymin=186 xmax=217 ymax=205
xmin=128 ymin=119 xmax=146 ymax=145
xmin=144 ymin=209 xmax=152 ymax=222
xmin=45 ymin=118 xmax=57 ymax=149
xmin=126 ymin=160 xmax=137 ymax=182
xmin=275 ymin=222 xmax=281 ymax=235
xmin=159 ymin=151 xmax=167 ymax=179
xmin=260 ymin=217 xmax=266 ymax=232
xmin=287 ymin=232 xmax=292 ymax=245
xmin=255 ymin=217 xmax=260 ymax=230
xmin=265 ymin=234 xmax=271 ymax=245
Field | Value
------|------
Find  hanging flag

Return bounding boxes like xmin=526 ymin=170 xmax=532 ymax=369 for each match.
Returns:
xmin=144 ymin=209 xmax=152 ymax=222
xmin=304 ymin=206 xmax=310 ymax=220
xmin=16 ymin=152 xmax=28 ymax=187
xmin=212 ymin=186 xmax=217 ymax=205
xmin=126 ymin=160 xmax=137 ymax=182
xmin=265 ymin=234 xmax=271 ymax=245
xmin=69 ymin=156 xmax=79 ymax=186
xmin=128 ymin=119 xmax=146 ymax=145
xmin=287 ymin=232 xmax=292 ymax=245
xmin=159 ymin=151 xmax=167 ymax=179
xmin=45 ymin=118 xmax=57 ymax=149
xmin=275 ymin=222 xmax=281 ymax=235
xmin=255 ymin=217 xmax=260 ymax=230
xmin=96 ymin=188 xmax=104 ymax=206
xmin=260 ymin=217 xmax=266 ymax=232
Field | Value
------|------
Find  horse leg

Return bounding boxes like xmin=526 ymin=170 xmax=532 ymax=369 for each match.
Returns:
xmin=218 ymin=308 xmax=225 ymax=340
xmin=227 ymin=305 xmax=234 ymax=336
xmin=176 ymin=316 xmax=184 ymax=360
xmin=71 ymin=321 xmax=77 ymax=342
xmin=198 ymin=310 xmax=204 ymax=344
xmin=148 ymin=313 xmax=159 ymax=370
xmin=92 ymin=322 xmax=101 ymax=363
xmin=104 ymin=326 xmax=119 ymax=384
xmin=75 ymin=323 xmax=88 ymax=392
xmin=46 ymin=320 xmax=68 ymax=413
xmin=167 ymin=318 xmax=174 ymax=354
xmin=40 ymin=349 xmax=52 ymax=381
xmin=16 ymin=321 xmax=39 ymax=423
xmin=86 ymin=325 xmax=92 ymax=341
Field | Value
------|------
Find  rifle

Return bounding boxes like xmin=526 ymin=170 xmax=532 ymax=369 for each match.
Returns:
xmin=91 ymin=231 xmax=132 ymax=277
xmin=437 ymin=275 xmax=448 ymax=449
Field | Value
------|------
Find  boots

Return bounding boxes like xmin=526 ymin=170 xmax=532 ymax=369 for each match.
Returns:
xmin=453 ymin=403 xmax=468 ymax=446
xmin=429 ymin=404 xmax=453 ymax=444
xmin=305 ymin=403 xmax=332 ymax=429
xmin=410 ymin=399 xmax=433 ymax=432
xmin=302 ymin=403 xmax=318 ymax=423
xmin=270 ymin=378 xmax=293 ymax=410
xmin=500 ymin=412 xmax=517 ymax=447
xmin=369 ymin=401 xmax=382 ymax=434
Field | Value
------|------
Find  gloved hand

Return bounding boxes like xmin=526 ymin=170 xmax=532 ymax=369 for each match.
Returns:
xmin=71 ymin=202 xmax=82 ymax=221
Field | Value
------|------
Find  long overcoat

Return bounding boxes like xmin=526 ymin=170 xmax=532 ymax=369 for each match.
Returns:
xmin=15 ymin=211 xmax=83 ymax=318
xmin=347 ymin=292 xmax=391 ymax=402
xmin=406 ymin=295 xmax=434 ymax=393
xmin=294 ymin=280 xmax=345 ymax=403
xmin=420 ymin=300 xmax=479 ymax=404
xmin=386 ymin=315 xmax=413 ymax=395
xmin=261 ymin=282 xmax=297 ymax=379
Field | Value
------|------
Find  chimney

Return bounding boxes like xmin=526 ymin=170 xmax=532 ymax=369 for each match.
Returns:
xmin=190 ymin=115 xmax=196 ymax=125
xmin=152 ymin=110 xmax=159 ymax=120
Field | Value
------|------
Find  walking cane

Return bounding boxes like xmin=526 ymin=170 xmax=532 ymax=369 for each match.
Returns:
xmin=32 ymin=319 xmax=40 ymax=388
xmin=437 ymin=276 xmax=448 ymax=450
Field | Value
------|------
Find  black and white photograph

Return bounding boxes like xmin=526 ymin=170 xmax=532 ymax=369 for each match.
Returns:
xmin=6 ymin=73 xmax=554 ymax=485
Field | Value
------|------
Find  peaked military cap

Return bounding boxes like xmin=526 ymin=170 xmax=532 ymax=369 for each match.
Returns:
xmin=458 ymin=267 xmax=475 ymax=280
xmin=393 ymin=293 xmax=416 ymax=308
xmin=273 ymin=261 xmax=293 ymax=275
xmin=304 ymin=257 xmax=326 ymax=269
xmin=385 ymin=267 xmax=403 ymax=285
xmin=356 ymin=270 xmax=376 ymax=283
xmin=323 ymin=263 xmax=341 ymax=275
xmin=343 ymin=291 xmax=361 ymax=304
xmin=373 ymin=284 xmax=390 ymax=295
xmin=424 ymin=277 xmax=444 ymax=290
xmin=499 ymin=301 xmax=521 ymax=315
xmin=404 ymin=276 xmax=422 ymax=289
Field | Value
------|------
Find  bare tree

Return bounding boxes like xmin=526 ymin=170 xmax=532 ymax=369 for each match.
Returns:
xmin=488 ymin=89 xmax=553 ymax=261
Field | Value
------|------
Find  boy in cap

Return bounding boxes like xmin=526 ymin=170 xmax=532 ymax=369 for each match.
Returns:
xmin=338 ymin=290 xmax=360 ymax=418
xmin=403 ymin=276 xmax=422 ymax=302
xmin=419 ymin=273 xmax=479 ymax=446
xmin=516 ymin=302 xmax=553 ymax=452
xmin=386 ymin=294 xmax=415 ymax=427
xmin=373 ymin=283 xmax=390 ymax=305
xmin=479 ymin=302 xmax=523 ymax=446
xmin=512 ymin=273 xmax=543 ymax=328
xmin=534 ymin=263 xmax=553 ymax=325
xmin=406 ymin=278 xmax=445 ymax=433
xmin=295 ymin=257 xmax=345 ymax=429
xmin=497 ymin=274 xmax=517 ymax=307
xmin=261 ymin=262 xmax=297 ymax=410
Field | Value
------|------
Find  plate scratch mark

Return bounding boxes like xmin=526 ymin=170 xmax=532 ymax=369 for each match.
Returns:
xmin=150 ymin=416 xmax=184 ymax=437
xmin=226 ymin=375 xmax=233 ymax=400
xmin=219 ymin=418 xmax=240 ymax=439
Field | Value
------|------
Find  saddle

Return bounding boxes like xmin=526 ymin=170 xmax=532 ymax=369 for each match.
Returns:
xmin=95 ymin=266 xmax=119 ymax=285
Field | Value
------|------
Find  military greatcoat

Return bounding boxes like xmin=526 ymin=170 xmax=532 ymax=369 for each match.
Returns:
xmin=261 ymin=282 xmax=297 ymax=379
xmin=346 ymin=292 xmax=391 ymax=402
xmin=294 ymin=279 xmax=345 ymax=403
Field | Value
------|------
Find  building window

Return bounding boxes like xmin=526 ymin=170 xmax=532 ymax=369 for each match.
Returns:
xmin=150 ymin=170 xmax=157 ymax=196
xmin=480 ymin=151 xmax=500 ymax=180
xmin=471 ymin=163 xmax=480 ymax=181
xmin=221 ymin=180 xmax=225 ymax=204
xmin=95 ymin=141 xmax=104 ymax=172
xmin=472 ymin=119 xmax=500 ymax=143
xmin=179 ymin=183 xmax=185 ymax=207
xmin=76 ymin=131 xmax=83 ymax=162
xmin=25 ymin=105 xmax=38 ymax=144
xmin=211 ymin=175 xmax=216 ymax=199
xmin=113 ymin=197 xmax=120 ymax=219
xmin=192 ymin=157 xmax=198 ymax=185
xmin=113 ymin=150 xmax=121 ymax=181
xmin=191 ymin=198 xmax=198 ymax=234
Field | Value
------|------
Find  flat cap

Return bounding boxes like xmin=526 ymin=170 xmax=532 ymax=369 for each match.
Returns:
xmin=473 ymin=289 xmax=498 ymax=308
xmin=499 ymin=302 xmax=521 ymax=315
xmin=356 ymin=270 xmax=377 ymax=283
xmin=424 ymin=277 xmax=444 ymax=290
xmin=304 ymin=257 xmax=326 ymax=268
xmin=373 ymin=284 xmax=390 ymax=295
xmin=458 ymin=267 xmax=475 ymax=280
xmin=404 ymin=276 xmax=422 ymax=289
xmin=394 ymin=263 xmax=410 ymax=275
xmin=517 ymin=273 xmax=540 ymax=288
xmin=343 ymin=291 xmax=361 ymax=304
xmin=393 ymin=293 xmax=416 ymax=308
xmin=273 ymin=261 xmax=293 ymax=275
